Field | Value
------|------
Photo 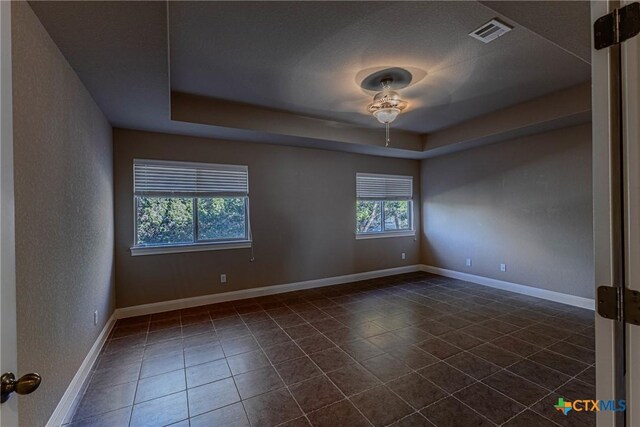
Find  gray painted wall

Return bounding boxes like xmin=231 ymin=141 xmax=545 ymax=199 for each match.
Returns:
xmin=12 ymin=3 xmax=114 ymax=426
xmin=114 ymin=129 xmax=420 ymax=308
xmin=421 ymin=124 xmax=594 ymax=299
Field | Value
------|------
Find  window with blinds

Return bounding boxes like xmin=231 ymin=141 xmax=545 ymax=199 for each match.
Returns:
xmin=132 ymin=159 xmax=251 ymax=253
xmin=356 ymin=173 xmax=414 ymax=236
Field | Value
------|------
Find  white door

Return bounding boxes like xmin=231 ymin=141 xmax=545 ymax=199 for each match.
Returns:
xmin=621 ymin=0 xmax=640 ymax=424
xmin=592 ymin=1 xmax=625 ymax=426
xmin=0 ymin=0 xmax=19 ymax=426
xmin=593 ymin=0 xmax=640 ymax=425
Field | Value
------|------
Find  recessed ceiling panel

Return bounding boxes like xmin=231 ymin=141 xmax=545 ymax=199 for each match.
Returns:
xmin=28 ymin=1 xmax=591 ymax=158
xmin=169 ymin=1 xmax=590 ymax=133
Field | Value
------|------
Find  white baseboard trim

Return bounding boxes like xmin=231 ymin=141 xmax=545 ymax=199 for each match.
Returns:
xmin=46 ymin=313 xmax=117 ymax=427
xmin=420 ymin=265 xmax=595 ymax=310
xmin=116 ymin=265 xmax=422 ymax=319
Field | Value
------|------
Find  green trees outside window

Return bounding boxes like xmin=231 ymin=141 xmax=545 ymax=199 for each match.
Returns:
xmin=356 ymin=200 xmax=411 ymax=234
xmin=197 ymin=197 xmax=246 ymax=241
xmin=136 ymin=197 xmax=193 ymax=245
xmin=135 ymin=195 xmax=409 ymax=245
xmin=136 ymin=196 xmax=248 ymax=246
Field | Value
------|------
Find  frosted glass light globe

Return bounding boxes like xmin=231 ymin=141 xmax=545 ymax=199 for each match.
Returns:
xmin=373 ymin=107 xmax=400 ymax=124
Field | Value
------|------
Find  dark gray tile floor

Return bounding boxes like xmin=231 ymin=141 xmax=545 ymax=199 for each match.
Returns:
xmin=66 ymin=272 xmax=596 ymax=427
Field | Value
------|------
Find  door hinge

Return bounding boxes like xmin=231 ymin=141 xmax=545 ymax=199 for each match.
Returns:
xmin=597 ymin=285 xmax=640 ymax=325
xmin=594 ymin=2 xmax=640 ymax=50
xmin=627 ymin=289 xmax=640 ymax=325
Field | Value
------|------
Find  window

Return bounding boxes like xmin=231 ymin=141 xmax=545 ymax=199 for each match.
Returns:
xmin=132 ymin=159 xmax=250 ymax=255
xmin=356 ymin=173 xmax=414 ymax=238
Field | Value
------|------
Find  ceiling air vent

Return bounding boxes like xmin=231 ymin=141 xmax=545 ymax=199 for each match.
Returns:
xmin=469 ymin=19 xmax=513 ymax=43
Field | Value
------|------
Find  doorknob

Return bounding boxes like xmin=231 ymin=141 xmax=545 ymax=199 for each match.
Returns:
xmin=1 ymin=372 xmax=41 ymax=403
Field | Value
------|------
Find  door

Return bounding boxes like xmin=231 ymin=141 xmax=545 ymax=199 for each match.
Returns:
xmin=593 ymin=0 xmax=640 ymax=425
xmin=621 ymin=0 xmax=640 ymax=423
xmin=0 ymin=0 xmax=18 ymax=425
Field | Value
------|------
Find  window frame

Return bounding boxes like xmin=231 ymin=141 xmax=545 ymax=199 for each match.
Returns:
xmin=355 ymin=199 xmax=414 ymax=239
xmin=355 ymin=173 xmax=415 ymax=240
xmin=194 ymin=196 xmax=250 ymax=244
xmin=130 ymin=160 xmax=251 ymax=256
xmin=131 ymin=195 xmax=252 ymax=256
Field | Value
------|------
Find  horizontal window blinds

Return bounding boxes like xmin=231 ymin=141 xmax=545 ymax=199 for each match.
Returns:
xmin=134 ymin=159 xmax=248 ymax=197
xmin=356 ymin=173 xmax=413 ymax=200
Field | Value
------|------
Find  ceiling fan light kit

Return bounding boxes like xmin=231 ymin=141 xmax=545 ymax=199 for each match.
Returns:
xmin=363 ymin=69 xmax=410 ymax=147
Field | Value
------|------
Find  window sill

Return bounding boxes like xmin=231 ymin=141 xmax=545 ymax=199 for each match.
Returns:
xmin=355 ymin=231 xmax=415 ymax=240
xmin=130 ymin=241 xmax=252 ymax=256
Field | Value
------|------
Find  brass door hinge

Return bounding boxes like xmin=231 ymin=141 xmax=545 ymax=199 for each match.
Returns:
xmin=595 ymin=2 xmax=640 ymax=50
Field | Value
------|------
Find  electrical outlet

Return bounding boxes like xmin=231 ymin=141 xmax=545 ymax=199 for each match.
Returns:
xmin=401 ymin=252 xmax=406 ymax=260
xmin=500 ymin=263 xmax=507 ymax=272
xmin=94 ymin=310 xmax=98 ymax=326
xmin=466 ymin=258 xmax=472 ymax=267
xmin=220 ymin=274 xmax=227 ymax=284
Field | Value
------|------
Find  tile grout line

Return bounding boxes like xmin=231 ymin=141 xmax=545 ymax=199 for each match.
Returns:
xmin=181 ymin=313 xmax=195 ymax=425
xmin=127 ymin=319 xmax=150 ymax=427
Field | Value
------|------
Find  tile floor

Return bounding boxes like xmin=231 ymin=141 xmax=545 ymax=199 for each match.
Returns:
xmin=66 ymin=272 xmax=596 ymax=427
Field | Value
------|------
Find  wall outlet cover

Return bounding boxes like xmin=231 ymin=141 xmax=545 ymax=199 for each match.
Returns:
xmin=466 ymin=258 xmax=472 ymax=267
xmin=220 ymin=274 xmax=227 ymax=284
xmin=500 ymin=263 xmax=507 ymax=272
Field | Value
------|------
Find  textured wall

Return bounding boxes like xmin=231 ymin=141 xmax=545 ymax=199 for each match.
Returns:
xmin=114 ymin=129 xmax=420 ymax=307
xmin=421 ymin=124 xmax=594 ymax=298
xmin=12 ymin=3 xmax=114 ymax=426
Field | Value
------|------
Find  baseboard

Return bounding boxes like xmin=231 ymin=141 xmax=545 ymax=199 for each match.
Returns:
xmin=420 ymin=265 xmax=595 ymax=310
xmin=46 ymin=313 xmax=117 ymax=427
xmin=116 ymin=265 xmax=421 ymax=319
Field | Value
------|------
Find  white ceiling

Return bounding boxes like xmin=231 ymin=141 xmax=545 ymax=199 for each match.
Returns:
xmin=28 ymin=1 xmax=591 ymax=157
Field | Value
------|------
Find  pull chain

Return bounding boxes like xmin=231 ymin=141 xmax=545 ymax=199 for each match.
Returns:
xmin=385 ymin=122 xmax=390 ymax=147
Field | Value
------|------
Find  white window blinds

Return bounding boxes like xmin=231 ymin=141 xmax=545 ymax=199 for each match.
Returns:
xmin=356 ymin=173 xmax=413 ymax=200
xmin=134 ymin=159 xmax=249 ymax=197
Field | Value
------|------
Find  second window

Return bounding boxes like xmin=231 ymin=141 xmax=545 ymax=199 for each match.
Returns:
xmin=356 ymin=173 xmax=414 ymax=236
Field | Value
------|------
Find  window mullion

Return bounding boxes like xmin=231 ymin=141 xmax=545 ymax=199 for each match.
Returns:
xmin=409 ymin=200 xmax=413 ymax=231
xmin=134 ymin=196 xmax=139 ymax=246
xmin=193 ymin=197 xmax=198 ymax=243
xmin=380 ymin=200 xmax=386 ymax=233
xmin=245 ymin=197 xmax=250 ymax=240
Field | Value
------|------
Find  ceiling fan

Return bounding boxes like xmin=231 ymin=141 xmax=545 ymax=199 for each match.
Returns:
xmin=362 ymin=67 xmax=411 ymax=147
